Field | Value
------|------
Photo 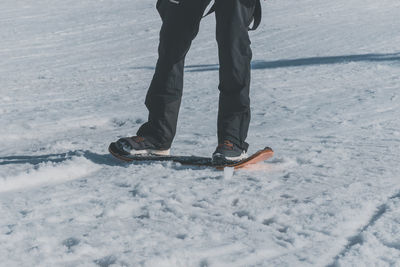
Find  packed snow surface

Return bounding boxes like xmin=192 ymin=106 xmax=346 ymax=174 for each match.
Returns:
xmin=1 ymin=0 xmax=400 ymax=266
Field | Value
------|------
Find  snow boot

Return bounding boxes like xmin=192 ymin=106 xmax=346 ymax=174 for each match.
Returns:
xmin=212 ymin=140 xmax=248 ymax=164
xmin=113 ymin=136 xmax=170 ymax=156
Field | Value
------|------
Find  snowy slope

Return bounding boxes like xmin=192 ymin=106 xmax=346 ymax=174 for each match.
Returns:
xmin=1 ymin=0 xmax=400 ymax=266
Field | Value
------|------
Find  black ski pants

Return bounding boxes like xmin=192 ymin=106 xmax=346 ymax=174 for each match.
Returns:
xmin=137 ymin=0 xmax=257 ymax=151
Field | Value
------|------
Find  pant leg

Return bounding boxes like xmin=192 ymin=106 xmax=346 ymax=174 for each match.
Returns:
xmin=215 ymin=0 xmax=256 ymax=151
xmin=137 ymin=0 xmax=211 ymax=149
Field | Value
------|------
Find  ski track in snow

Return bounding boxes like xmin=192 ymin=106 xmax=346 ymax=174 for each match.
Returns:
xmin=1 ymin=0 xmax=400 ymax=266
xmin=329 ymin=191 xmax=400 ymax=266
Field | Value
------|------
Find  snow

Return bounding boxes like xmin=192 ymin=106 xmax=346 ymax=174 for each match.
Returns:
xmin=0 ymin=156 xmax=101 ymax=193
xmin=1 ymin=0 xmax=400 ymax=266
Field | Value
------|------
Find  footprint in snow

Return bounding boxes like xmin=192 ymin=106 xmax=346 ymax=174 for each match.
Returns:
xmin=94 ymin=255 xmax=117 ymax=267
xmin=62 ymin=237 xmax=80 ymax=251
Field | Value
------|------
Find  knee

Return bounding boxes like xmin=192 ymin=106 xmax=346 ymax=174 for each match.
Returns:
xmin=216 ymin=25 xmax=252 ymax=61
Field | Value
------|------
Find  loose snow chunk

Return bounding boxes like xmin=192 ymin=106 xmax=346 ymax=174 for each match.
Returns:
xmin=223 ymin=167 xmax=235 ymax=179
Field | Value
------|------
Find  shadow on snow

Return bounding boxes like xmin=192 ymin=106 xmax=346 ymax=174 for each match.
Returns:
xmin=0 ymin=151 xmax=123 ymax=167
xmin=130 ymin=52 xmax=400 ymax=72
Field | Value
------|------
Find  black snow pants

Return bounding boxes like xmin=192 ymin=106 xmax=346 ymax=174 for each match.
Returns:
xmin=137 ymin=0 xmax=259 ymax=151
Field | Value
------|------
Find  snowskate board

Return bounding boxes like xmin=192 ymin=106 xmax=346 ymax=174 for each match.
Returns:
xmin=108 ymin=142 xmax=273 ymax=170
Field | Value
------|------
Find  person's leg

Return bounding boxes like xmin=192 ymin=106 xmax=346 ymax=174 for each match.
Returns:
xmin=215 ymin=0 xmax=256 ymax=151
xmin=137 ymin=0 xmax=211 ymax=149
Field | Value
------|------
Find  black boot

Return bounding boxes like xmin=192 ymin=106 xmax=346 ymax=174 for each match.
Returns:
xmin=113 ymin=136 xmax=170 ymax=156
xmin=212 ymin=140 xmax=248 ymax=164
